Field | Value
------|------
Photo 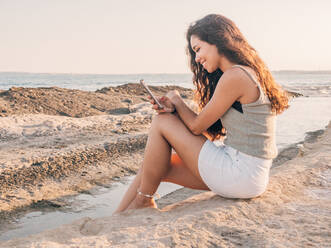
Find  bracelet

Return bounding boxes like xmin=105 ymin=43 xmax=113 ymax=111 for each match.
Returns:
xmin=137 ymin=189 xmax=160 ymax=199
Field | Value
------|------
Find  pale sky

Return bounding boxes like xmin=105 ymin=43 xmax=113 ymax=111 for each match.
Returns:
xmin=1 ymin=0 xmax=330 ymax=74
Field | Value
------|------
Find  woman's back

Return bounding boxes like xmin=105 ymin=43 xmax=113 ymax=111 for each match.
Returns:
xmin=221 ymin=65 xmax=278 ymax=159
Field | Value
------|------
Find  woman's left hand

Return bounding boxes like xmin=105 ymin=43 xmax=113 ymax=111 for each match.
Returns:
xmin=148 ymin=90 xmax=181 ymax=114
xmin=156 ymin=95 xmax=176 ymax=114
xmin=157 ymin=90 xmax=181 ymax=114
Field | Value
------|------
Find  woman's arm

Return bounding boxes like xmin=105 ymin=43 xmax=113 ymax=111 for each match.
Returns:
xmin=170 ymin=68 xmax=246 ymax=135
xmin=169 ymin=95 xmax=200 ymax=135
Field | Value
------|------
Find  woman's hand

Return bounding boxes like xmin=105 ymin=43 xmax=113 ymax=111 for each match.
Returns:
xmin=148 ymin=90 xmax=180 ymax=114
xmin=165 ymin=90 xmax=181 ymax=102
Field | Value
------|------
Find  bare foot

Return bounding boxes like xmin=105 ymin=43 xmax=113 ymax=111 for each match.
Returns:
xmin=127 ymin=194 xmax=158 ymax=210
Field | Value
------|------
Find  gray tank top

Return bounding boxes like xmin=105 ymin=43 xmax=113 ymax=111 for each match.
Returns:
xmin=221 ymin=65 xmax=278 ymax=159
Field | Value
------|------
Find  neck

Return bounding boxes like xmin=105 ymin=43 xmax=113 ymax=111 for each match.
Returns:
xmin=219 ymin=56 xmax=236 ymax=72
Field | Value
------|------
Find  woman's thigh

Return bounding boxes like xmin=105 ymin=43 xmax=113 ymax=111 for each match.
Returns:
xmin=162 ymin=153 xmax=210 ymax=190
xmin=152 ymin=113 xmax=208 ymax=182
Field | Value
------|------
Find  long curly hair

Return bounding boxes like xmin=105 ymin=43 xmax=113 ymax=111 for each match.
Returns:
xmin=186 ymin=14 xmax=289 ymax=141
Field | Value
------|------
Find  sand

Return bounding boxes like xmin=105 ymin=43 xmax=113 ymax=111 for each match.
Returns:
xmin=0 ymin=84 xmax=193 ymax=117
xmin=0 ymin=85 xmax=330 ymax=247
xmin=0 ymin=84 xmax=196 ymax=214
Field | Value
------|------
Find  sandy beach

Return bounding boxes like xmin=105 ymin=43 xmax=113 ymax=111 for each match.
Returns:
xmin=0 ymin=84 xmax=193 ymax=212
xmin=0 ymin=84 xmax=330 ymax=247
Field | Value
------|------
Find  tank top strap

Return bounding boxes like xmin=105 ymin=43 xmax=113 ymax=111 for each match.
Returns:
xmin=231 ymin=64 xmax=266 ymax=102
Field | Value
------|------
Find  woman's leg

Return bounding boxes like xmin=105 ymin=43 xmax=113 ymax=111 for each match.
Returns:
xmin=127 ymin=113 xmax=209 ymax=210
xmin=162 ymin=153 xmax=210 ymax=190
xmin=114 ymin=152 xmax=209 ymax=213
xmin=113 ymin=166 xmax=143 ymax=213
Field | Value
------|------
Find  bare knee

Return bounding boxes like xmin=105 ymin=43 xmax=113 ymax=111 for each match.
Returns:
xmin=152 ymin=112 xmax=175 ymax=122
xmin=151 ymin=113 xmax=179 ymax=131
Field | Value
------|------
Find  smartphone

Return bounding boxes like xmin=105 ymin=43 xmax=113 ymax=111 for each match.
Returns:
xmin=140 ymin=79 xmax=164 ymax=109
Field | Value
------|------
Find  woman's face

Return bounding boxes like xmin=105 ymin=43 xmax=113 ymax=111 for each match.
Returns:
xmin=190 ymin=35 xmax=222 ymax=73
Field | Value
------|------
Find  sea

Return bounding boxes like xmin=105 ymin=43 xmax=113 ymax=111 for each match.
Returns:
xmin=0 ymin=70 xmax=330 ymax=149
xmin=0 ymin=71 xmax=331 ymax=97
xmin=0 ymin=71 xmax=330 ymax=241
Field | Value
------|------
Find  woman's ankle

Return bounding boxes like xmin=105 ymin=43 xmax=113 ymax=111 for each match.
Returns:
xmin=136 ymin=194 xmax=156 ymax=207
xmin=128 ymin=194 xmax=157 ymax=210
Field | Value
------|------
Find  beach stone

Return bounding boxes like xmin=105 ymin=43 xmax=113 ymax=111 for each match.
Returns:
xmin=0 ymin=84 xmax=193 ymax=117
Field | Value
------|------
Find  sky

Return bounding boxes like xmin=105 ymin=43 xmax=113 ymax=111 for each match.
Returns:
xmin=1 ymin=0 xmax=330 ymax=74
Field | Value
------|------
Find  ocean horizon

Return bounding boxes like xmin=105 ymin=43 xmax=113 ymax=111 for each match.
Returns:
xmin=1 ymin=69 xmax=331 ymax=75
xmin=0 ymin=70 xmax=330 ymax=100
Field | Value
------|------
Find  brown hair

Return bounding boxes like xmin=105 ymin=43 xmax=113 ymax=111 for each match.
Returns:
xmin=186 ymin=14 xmax=289 ymax=140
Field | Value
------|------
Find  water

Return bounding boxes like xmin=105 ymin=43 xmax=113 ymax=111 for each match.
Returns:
xmin=0 ymin=71 xmax=330 ymax=241
xmin=0 ymin=71 xmax=331 ymax=96
xmin=277 ymin=97 xmax=331 ymax=149
xmin=0 ymin=72 xmax=194 ymax=91
xmin=0 ymin=177 xmax=182 ymax=241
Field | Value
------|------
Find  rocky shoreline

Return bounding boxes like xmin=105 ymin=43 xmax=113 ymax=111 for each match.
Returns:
xmin=0 ymin=84 xmax=329 ymax=247
xmin=0 ymin=84 xmax=193 ymax=117
xmin=1 ymin=122 xmax=330 ymax=247
xmin=0 ymin=84 xmax=302 ymax=214
xmin=0 ymin=84 xmax=194 ymax=215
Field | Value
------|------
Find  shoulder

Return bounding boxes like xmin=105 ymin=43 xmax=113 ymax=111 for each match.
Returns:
xmin=216 ymin=66 xmax=250 ymax=93
xmin=220 ymin=66 xmax=252 ymax=84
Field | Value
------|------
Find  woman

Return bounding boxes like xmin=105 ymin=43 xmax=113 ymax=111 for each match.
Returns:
xmin=114 ymin=14 xmax=289 ymax=213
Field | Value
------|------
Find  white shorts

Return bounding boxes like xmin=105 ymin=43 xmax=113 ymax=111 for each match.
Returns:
xmin=198 ymin=140 xmax=272 ymax=199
